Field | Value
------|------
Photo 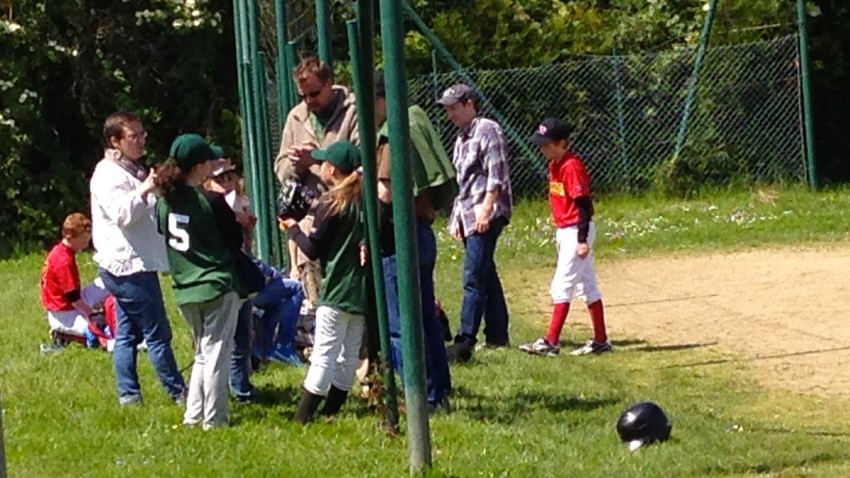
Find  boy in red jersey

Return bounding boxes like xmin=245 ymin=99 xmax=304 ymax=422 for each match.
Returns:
xmin=41 ymin=213 xmax=112 ymax=348
xmin=518 ymin=118 xmax=612 ymax=357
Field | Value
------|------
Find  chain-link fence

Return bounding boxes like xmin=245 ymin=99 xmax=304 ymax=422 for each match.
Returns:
xmin=409 ymin=34 xmax=806 ymax=198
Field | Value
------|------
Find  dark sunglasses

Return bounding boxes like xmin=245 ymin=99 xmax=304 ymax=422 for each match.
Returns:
xmin=298 ymin=88 xmax=323 ymax=100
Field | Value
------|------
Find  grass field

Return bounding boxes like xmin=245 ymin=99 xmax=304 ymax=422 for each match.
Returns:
xmin=2 ymin=185 xmax=850 ymax=477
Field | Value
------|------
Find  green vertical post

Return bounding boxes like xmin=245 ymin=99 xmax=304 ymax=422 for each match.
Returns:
xmin=346 ymin=17 xmax=400 ymax=433
xmin=233 ymin=0 xmax=252 ymax=187
xmin=257 ymin=51 xmax=279 ymax=264
xmin=674 ymin=0 xmax=718 ymax=160
xmin=315 ymin=0 xmax=333 ymax=74
xmin=431 ymin=49 xmax=438 ymax=97
xmin=286 ymin=41 xmax=299 ymax=107
xmin=246 ymin=0 xmax=271 ymax=262
xmin=236 ymin=0 xmax=262 ymax=255
xmin=379 ymin=0 xmax=432 ymax=472
xmin=274 ymin=0 xmax=293 ymax=123
xmin=796 ymin=0 xmax=818 ymax=190
xmin=612 ymin=47 xmax=630 ymax=191
xmin=400 ymin=0 xmax=542 ymax=174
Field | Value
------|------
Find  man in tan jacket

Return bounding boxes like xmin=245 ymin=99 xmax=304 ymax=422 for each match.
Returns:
xmin=274 ymin=56 xmax=359 ymax=309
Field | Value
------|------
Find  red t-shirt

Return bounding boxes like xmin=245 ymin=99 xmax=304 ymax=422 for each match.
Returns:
xmin=41 ymin=242 xmax=80 ymax=312
xmin=549 ymin=151 xmax=593 ymax=228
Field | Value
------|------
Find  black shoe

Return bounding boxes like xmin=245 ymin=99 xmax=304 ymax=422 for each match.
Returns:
xmin=428 ymin=397 xmax=451 ymax=414
xmin=446 ymin=342 xmax=473 ymax=364
xmin=320 ymin=386 xmax=349 ymax=417
xmin=294 ymin=389 xmax=324 ymax=424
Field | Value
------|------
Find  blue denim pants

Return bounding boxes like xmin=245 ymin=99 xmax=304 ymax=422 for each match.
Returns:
xmin=98 ymin=270 xmax=186 ymax=401
xmin=229 ymin=299 xmax=255 ymax=400
xmin=252 ymin=277 xmax=305 ymax=356
xmin=454 ymin=217 xmax=510 ymax=346
xmin=383 ymin=221 xmax=452 ymax=406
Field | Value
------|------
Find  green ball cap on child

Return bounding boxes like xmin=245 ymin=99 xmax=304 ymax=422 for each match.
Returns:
xmin=310 ymin=141 xmax=361 ymax=175
xmin=169 ymin=133 xmax=222 ymax=172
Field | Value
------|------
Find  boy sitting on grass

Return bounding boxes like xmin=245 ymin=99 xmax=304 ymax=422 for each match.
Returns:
xmin=40 ymin=212 xmax=113 ymax=349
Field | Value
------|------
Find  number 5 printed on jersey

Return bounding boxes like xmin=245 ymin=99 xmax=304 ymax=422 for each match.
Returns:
xmin=168 ymin=213 xmax=191 ymax=252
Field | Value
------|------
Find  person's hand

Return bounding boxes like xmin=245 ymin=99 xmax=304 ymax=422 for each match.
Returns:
xmin=234 ymin=210 xmax=257 ymax=230
xmin=289 ymin=266 xmax=301 ymax=281
xmin=278 ymin=217 xmax=297 ymax=231
xmin=287 ymin=142 xmax=319 ymax=170
xmin=473 ymin=204 xmax=492 ymax=233
xmin=576 ymin=242 xmax=590 ymax=259
xmin=449 ymin=219 xmax=464 ymax=241
xmin=359 ymin=243 xmax=368 ymax=267
xmin=140 ymin=168 xmax=159 ymax=196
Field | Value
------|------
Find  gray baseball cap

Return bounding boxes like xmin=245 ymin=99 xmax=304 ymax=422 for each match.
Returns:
xmin=436 ymin=84 xmax=475 ymax=106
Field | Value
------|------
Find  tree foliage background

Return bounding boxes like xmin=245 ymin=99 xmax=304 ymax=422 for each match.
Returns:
xmin=0 ymin=0 xmax=848 ymax=253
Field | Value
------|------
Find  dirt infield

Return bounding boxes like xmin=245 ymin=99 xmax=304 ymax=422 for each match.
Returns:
xmin=598 ymin=245 xmax=850 ymax=396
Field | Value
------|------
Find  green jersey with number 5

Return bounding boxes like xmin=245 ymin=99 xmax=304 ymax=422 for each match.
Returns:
xmin=156 ymin=187 xmax=243 ymax=305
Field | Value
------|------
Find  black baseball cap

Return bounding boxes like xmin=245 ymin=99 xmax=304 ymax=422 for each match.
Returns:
xmin=436 ymin=84 xmax=475 ymax=106
xmin=529 ymin=117 xmax=574 ymax=146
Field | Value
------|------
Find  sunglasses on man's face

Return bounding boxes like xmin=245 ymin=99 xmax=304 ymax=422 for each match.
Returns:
xmin=298 ymin=88 xmax=323 ymax=100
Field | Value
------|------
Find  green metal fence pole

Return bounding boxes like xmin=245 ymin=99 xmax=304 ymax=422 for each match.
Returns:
xmin=257 ymin=50 xmax=279 ymax=264
xmin=246 ymin=0 xmax=271 ymax=262
xmin=286 ymin=41 xmax=299 ymax=107
xmin=400 ymin=0 xmax=542 ymax=174
xmin=236 ymin=0 xmax=262 ymax=252
xmin=674 ymin=0 xmax=719 ymax=160
xmin=379 ymin=0 xmax=432 ymax=472
xmin=315 ymin=0 xmax=333 ymax=74
xmin=431 ymin=49 xmax=438 ymax=97
xmin=347 ymin=18 xmax=400 ymax=433
xmin=796 ymin=0 xmax=818 ymax=190
xmin=274 ymin=0 xmax=293 ymax=122
xmin=612 ymin=47 xmax=630 ymax=191
xmin=233 ymin=0 xmax=251 ymax=184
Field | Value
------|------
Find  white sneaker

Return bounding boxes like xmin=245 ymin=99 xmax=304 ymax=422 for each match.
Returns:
xmin=518 ymin=338 xmax=560 ymax=356
xmin=570 ymin=340 xmax=613 ymax=356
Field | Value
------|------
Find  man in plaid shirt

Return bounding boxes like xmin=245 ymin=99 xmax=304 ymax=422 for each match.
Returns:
xmin=438 ymin=84 xmax=513 ymax=353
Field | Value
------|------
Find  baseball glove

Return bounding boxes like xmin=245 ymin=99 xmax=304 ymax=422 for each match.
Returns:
xmin=276 ymin=179 xmax=314 ymax=222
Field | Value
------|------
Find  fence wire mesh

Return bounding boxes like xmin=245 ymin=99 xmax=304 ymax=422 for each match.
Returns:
xmin=259 ymin=27 xmax=805 ymax=199
xmin=409 ymin=34 xmax=806 ymax=198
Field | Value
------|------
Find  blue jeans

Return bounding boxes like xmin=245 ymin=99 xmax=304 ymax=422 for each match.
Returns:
xmin=455 ymin=217 xmax=510 ymax=346
xmin=230 ymin=299 xmax=254 ymax=400
xmin=253 ymin=278 xmax=304 ymax=357
xmin=98 ymin=270 xmax=186 ymax=400
xmin=383 ymin=221 xmax=452 ymax=406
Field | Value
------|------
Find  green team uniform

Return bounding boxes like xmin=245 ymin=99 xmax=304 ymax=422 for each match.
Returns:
xmin=288 ymin=200 xmax=365 ymax=315
xmin=156 ymin=187 xmax=246 ymax=305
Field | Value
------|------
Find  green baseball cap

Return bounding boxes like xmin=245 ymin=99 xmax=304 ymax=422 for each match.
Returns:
xmin=310 ymin=141 xmax=361 ymax=174
xmin=169 ymin=134 xmax=217 ymax=172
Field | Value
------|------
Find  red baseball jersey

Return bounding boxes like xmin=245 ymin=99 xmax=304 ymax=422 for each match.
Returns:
xmin=41 ymin=242 xmax=80 ymax=312
xmin=549 ymin=151 xmax=593 ymax=228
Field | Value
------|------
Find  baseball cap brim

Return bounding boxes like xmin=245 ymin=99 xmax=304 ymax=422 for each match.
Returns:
xmin=529 ymin=133 xmax=553 ymax=146
xmin=211 ymin=164 xmax=236 ymax=177
xmin=436 ymin=96 xmax=460 ymax=106
xmin=310 ymin=149 xmax=329 ymax=162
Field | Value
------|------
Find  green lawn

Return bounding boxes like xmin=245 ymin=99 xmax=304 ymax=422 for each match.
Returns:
xmin=2 ymin=185 xmax=850 ymax=477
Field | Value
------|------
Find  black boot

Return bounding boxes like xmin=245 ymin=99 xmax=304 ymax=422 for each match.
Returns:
xmin=321 ymin=386 xmax=349 ymax=417
xmin=294 ymin=389 xmax=324 ymax=424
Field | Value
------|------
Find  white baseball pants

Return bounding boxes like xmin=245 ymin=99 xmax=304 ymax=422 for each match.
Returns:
xmin=550 ymin=222 xmax=602 ymax=305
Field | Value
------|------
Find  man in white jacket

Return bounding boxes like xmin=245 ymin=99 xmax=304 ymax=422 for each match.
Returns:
xmin=90 ymin=111 xmax=186 ymax=405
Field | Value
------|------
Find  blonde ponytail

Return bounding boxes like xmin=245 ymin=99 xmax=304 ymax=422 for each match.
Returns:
xmin=325 ymin=170 xmax=363 ymax=216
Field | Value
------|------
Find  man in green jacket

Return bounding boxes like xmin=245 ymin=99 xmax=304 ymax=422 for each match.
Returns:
xmin=374 ymin=73 xmax=457 ymax=410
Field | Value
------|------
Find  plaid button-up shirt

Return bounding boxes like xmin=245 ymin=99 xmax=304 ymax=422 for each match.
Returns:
xmin=448 ymin=117 xmax=513 ymax=236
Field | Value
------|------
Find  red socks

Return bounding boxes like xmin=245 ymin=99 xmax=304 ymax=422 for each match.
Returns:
xmin=545 ymin=302 xmax=570 ymax=345
xmin=588 ymin=300 xmax=608 ymax=343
